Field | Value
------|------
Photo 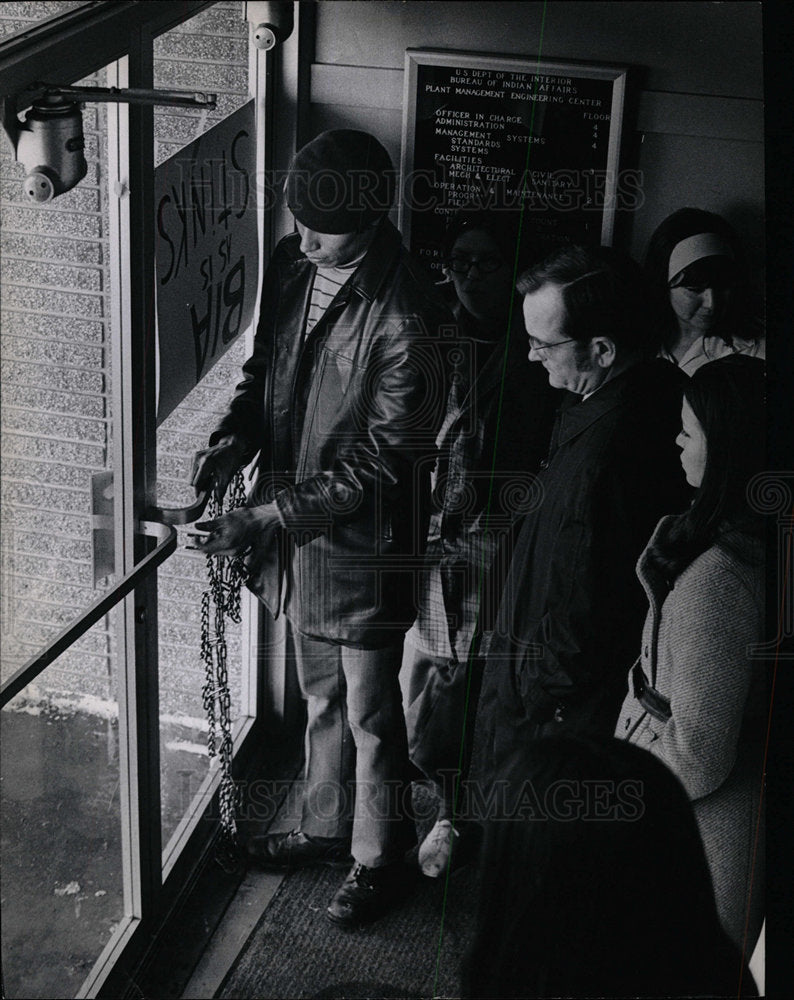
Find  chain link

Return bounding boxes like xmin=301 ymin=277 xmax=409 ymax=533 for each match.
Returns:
xmin=199 ymin=471 xmax=247 ymax=854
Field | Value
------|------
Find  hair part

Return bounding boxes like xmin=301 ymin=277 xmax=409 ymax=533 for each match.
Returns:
xmin=462 ymin=735 xmax=747 ymax=999
xmin=516 ymin=244 xmax=655 ymax=355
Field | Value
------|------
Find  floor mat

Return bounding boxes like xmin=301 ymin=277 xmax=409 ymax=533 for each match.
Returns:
xmin=215 ymin=860 xmax=478 ymax=1000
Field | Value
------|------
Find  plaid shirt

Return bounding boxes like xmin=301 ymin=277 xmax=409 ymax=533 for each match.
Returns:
xmin=409 ymin=300 xmax=558 ymax=662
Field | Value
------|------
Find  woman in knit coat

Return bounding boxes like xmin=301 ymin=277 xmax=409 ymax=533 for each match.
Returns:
xmin=616 ymin=354 xmax=766 ymax=953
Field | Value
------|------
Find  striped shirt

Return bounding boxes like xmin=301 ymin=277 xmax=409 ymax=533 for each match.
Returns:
xmin=306 ymin=260 xmax=361 ymax=333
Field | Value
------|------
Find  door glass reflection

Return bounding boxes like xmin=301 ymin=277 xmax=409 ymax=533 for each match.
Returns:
xmin=152 ymin=3 xmax=254 ymax=854
xmin=0 ymin=622 xmax=126 ymax=1000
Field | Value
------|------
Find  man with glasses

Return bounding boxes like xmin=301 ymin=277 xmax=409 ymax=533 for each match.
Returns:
xmin=472 ymin=244 xmax=690 ymax=785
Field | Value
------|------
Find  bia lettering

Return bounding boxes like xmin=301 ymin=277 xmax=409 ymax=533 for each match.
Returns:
xmin=156 ymin=131 xmax=250 ymax=286
xmin=190 ymin=248 xmax=245 ymax=380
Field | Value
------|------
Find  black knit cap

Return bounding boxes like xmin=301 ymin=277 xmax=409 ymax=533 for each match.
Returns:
xmin=285 ymin=129 xmax=395 ymax=234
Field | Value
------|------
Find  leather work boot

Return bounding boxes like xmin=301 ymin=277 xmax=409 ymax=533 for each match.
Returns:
xmin=246 ymin=829 xmax=351 ymax=870
xmin=326 ymin=861 xmax=409 ymax=927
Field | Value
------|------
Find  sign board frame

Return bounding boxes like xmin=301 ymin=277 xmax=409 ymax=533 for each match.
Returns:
xmin=154 ymin=99 xmax=259 ymax=425
xmin=399 ymin=49 xmax=628 ymax=272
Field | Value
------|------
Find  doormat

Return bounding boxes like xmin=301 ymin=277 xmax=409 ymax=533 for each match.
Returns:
xmin=215 ymin=860 xmax=479 ymax=1000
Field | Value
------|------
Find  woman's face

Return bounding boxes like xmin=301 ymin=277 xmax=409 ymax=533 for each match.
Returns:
xmin=669 ymin=284 xmax=730 ymax=338
xmin=668 ymin=255 xmax=733 ymax=339
xmin=676 ymin=398 xmax=708 ymax=488
xmin=444 ymin=229 xmax=514 ymax=322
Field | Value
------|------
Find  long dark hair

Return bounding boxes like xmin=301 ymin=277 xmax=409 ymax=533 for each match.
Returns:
xmin=644 ymin=207 xmax=749 ymax=350
xmin=462 ymin=736 xmax=756 ymax=999
xmin=649 ymin=354 xmax=765 ymax=579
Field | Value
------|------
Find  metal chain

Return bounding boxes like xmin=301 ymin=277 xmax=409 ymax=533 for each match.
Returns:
xmin=199 ymin=471 xmax=247 ymax=857
xmin=200 ymin=589 xmax=217 ymax=757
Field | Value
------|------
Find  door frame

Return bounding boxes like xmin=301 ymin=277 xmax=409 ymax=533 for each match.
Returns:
xmin=0 ymin=4 xmax=276 ymax=995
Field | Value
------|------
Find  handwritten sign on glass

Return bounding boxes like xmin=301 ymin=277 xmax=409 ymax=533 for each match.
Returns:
xmin=154 ymin=100 xmax=258 ymax=424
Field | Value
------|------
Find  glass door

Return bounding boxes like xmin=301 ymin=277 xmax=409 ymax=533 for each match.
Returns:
xmin=0 ymin=3 xmax=267 ymax=996
xmin=150 ymin=5 xmax=258 ymax=869
xmin=0 ymin=50 xmax=149 ymax=999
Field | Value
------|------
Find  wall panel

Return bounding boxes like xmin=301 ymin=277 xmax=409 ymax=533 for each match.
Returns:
xmin=307 ymin=1 xmax=764 ymax=268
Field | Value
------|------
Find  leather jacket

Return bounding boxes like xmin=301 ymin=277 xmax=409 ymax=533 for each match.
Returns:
xmin=211 ymin=219 xmax=450 ymax=647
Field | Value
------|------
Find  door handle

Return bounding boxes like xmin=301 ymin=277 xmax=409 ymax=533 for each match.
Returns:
xmin=148 ymin=490 xmax=211 ymax=526
xmin=1 ymin=519 xmax=178 ymax=708
xmin=92 ymin=474 xmax=210 ymax=585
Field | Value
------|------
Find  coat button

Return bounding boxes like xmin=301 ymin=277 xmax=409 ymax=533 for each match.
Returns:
xmin=644 ymin=645 xmax=649 ymax=657
xmin=539 ymin=460 xmax=549 ymax=470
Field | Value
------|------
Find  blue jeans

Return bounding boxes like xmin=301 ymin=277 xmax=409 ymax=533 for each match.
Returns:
xmin=293 ymin=633 xmax=414 ymax=868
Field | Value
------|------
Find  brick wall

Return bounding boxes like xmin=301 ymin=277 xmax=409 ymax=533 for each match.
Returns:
xmin=0 ymin=12 xmax=114 ymax=701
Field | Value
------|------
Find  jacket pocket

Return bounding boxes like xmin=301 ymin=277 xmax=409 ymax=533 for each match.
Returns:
xmin=323 ymin=347 xmax=360 ymax=396
xmin=306 ymin=348 xmax=363 ymax=447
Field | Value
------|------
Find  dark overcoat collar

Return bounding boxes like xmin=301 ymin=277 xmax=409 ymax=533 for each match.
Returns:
xmin=554 ymin=358 xmax=680 ymax=449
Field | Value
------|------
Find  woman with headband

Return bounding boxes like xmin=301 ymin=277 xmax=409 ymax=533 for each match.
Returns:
xmin=644 ymin=207 xmax=764 ymax=374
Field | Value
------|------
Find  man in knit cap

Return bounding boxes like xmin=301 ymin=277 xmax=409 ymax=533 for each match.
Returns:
xmin=192 ymin=130 xmax=449 ymax=924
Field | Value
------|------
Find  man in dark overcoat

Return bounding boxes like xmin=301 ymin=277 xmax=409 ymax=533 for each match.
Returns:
xmin=472 ymin=244 xmax=690 ymax=790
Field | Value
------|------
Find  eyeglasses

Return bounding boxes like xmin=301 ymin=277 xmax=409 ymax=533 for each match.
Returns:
xmin=527 ymin=335 xmax=578 ymax=353
xmin=444 ymin=255 xmax=504 ymax=275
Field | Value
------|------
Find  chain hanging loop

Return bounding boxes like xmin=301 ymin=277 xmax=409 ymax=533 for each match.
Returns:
xmin=199 ymin=470 xmax=247 ymax=865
